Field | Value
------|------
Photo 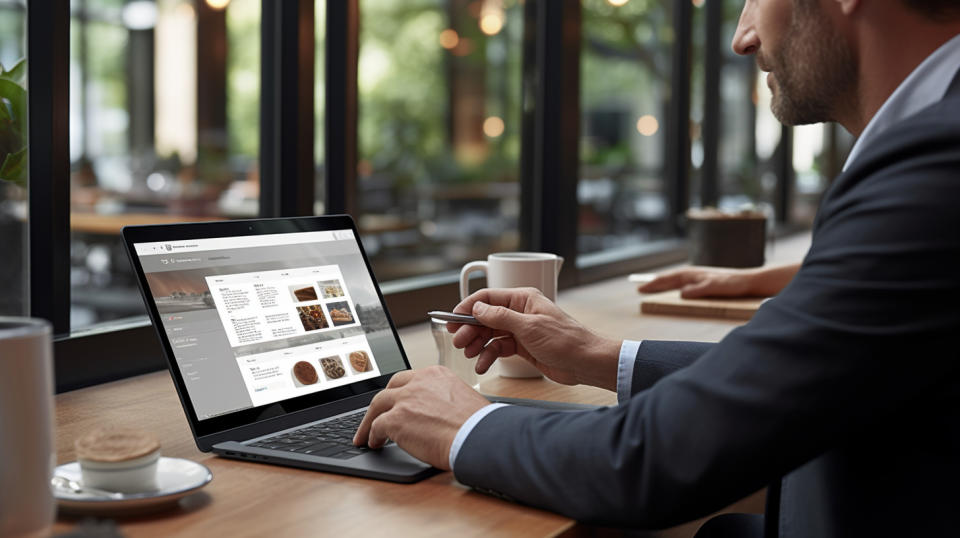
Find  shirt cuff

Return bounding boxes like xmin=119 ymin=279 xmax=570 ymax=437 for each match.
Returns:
xmin=616 ymin=340 xmax=642 ymax=404
xmin=449 ymin=403 xmax=510 ymax=471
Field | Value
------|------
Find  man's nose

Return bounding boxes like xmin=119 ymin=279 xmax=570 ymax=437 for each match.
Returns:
xmin=731 ymin=2 xmax=759 ymax=55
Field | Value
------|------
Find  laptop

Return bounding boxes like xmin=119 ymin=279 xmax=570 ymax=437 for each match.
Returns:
xmin=123 ymin=215 xmax=601 ymax=483
xmin=122 ymin=215 xmax=441 ymax=482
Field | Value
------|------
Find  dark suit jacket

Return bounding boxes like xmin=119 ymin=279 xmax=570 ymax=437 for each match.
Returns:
xmin=453 ymin=88 xmax=960 ymax=535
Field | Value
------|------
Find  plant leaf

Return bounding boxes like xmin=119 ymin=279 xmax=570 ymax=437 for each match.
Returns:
xmin=4 ymin=59 xmax=26 ymax=85
xmin=0 ymin=78 xmax=26 ymax=128
xmin=0 ymin=97 xmax=11 ymax=123
xmin=0 ymin=146 xmax=27 ymax=188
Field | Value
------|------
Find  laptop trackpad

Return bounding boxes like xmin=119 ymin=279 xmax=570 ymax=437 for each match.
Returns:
xmin=357 ymin=444 xmax=431 ymax=472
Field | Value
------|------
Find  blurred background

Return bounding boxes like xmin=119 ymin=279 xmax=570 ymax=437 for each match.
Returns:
xmin=0 ymin=0 xmax=852 ymax=331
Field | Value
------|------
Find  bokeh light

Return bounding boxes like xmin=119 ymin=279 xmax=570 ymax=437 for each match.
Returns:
xmin=479 ymin=14 xmax=504 ymax=35
xmin=439 ymin=29 xmax=460 ymax=50
xmin=483 ymin=116 xmax=505 ymax=138
xmin=636 ymin=115 xmax=659 ymax=136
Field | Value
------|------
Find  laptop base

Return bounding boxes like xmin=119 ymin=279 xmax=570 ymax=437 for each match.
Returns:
xmin=213 ymin=441 xmax=437 ymax=483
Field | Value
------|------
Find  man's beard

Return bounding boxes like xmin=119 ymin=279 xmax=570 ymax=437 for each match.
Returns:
xmin=762 ymin=3 xmax=856 ymax=126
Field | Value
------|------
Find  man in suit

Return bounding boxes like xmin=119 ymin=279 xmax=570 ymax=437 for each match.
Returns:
xmin=355 ymin=0 xmax=960 ymax=535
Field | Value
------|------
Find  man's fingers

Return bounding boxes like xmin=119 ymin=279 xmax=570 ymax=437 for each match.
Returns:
xmin=454 ymin=288 xmax=535 ymax=314
xmin=355 ymin=371 xmax=414 ymax=445
xmin=353 ymin=388 xmax=397 ymax=446
xmin=680 ymin=281 xmax=713 ymax=298
xmin=638 ymin=273 xmax=680 ymax=292
xmin=639 ymin=271 xmax=699 ymax=293
xmin=475 ymin=337 xmax=518 ymax=373
xmin=476 ymin=345 xmax=501 ymax=373
xmin=451 ymin=324 xmax=489 ymax=348
xmin=366 ymin=412 xmax=395 ymax=449
xmin=471 ymin=301 xmax=526 ymax=331
xmin=462 ymin=336 xmax=488 ymax=359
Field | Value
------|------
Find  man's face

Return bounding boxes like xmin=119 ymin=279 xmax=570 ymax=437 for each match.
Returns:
xmin=732 ymin=0 xmax=856 ymax=125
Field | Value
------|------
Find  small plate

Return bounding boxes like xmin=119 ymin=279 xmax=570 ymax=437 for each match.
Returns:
xmin=54 ymin=457 xmax=212 ymax=516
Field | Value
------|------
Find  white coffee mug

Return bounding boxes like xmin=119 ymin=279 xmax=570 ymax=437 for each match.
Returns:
xmin=0 ymin=318 xmax=55 ymax=538
xmin=459 ymin=252 xmax=563 ymax=378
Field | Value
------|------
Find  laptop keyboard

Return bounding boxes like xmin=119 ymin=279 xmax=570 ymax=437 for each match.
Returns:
xmin=247 ymin=410 xmax=370 ymax=460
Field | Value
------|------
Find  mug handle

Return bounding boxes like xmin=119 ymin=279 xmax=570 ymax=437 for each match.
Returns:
xmin=459 ymin=261 xmax=488 ymax=300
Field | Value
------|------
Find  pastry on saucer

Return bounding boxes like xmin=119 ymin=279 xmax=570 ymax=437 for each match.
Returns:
xmin=74 ymin=427 xmax=161 ymax=493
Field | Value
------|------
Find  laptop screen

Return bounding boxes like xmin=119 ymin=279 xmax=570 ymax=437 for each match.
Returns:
xmin=132 ymin=227 xmax=408 ymax=422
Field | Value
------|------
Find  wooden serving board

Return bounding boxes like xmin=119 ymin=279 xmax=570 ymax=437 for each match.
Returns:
xmin=639 ymin=290 xmax=768 ymax=320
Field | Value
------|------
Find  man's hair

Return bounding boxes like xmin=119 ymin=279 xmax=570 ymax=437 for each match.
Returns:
xmin=901 ymin=0 xmax=960 ymax=20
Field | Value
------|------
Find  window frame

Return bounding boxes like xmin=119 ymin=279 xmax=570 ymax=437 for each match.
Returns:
xmin=31 ymin=0 xmax=805 ymax=392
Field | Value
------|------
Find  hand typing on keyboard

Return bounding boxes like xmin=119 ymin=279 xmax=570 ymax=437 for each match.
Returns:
xmin=352 ymin=366 xmax=489 ymax=470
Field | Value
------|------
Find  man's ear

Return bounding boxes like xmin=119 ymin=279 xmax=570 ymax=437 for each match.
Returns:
xmin=834 ymin=0 xmax=860 ymax=16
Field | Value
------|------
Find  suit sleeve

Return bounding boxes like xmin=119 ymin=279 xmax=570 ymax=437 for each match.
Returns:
xmin=452 ymin=111 xmax=960 ymax=528
xmin=630 ymin=340 xmax=714 ymax=394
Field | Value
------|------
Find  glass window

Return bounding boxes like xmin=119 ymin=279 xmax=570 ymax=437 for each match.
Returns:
xmin=791 ymin=123 xmax=852 ymax=225
xmin=689 ymin=0 xmax=705 ymax=208
xmin=356 ymin=0 xmax=522 ymax=281
xmin=580 ymin=0 xmax=675 ymax=255
xmin=717 ymin=0 xmax=766 ymax=212
xmin=315 ymin=0 xmax=325 ymax=213
xmin=0 ymin=0 xmax=27 ymax=316
xmin=691 ymin=0 xmax=776 ymax=217
xmin=69 ymin=0 xmax=261 ymax=328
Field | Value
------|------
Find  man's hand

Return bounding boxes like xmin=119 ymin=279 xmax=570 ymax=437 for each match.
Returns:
xmin=638 ymin=267 xmax=753 ymax=298
xmin=637 ymin=263 xmax=799 ymax=298
xmin=449 ymin=288 xmax=621 ymax=391
xmin=352 ymin=366 xmax=489 ymax=471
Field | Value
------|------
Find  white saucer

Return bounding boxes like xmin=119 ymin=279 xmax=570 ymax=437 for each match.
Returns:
xmin=54 ymin=457 xmax=212 ymax=515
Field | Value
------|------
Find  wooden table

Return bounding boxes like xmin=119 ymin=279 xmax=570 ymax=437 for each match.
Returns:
xmin=52 ymin=234 xmax=811 ymax=537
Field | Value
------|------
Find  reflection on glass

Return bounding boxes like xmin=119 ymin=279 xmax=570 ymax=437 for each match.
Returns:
xmin=580 ymin=0 xmax=675 ymax=255
xmin=69 ymin=0 xmax=261 ymax=328
xmin=357 ymin=0 xmax=521 ymax=281
xmin=0 ymin=1 xmax=27 ymax=316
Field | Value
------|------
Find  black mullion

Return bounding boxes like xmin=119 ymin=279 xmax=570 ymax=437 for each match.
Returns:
xmin=127 ymin=27 xmax=155 ymax=159
xmin=324 ymin=0 xmax=358 ymax=215
xmin=260 ymin=2 xmax=278 ymax=216
xmin=665 ymin=0 xmax=692 ymax=235
xmin=701 ymin=0 xmax=721 ymax=208
xmin=519 ymin=0 xmax=537 ymax=251
xmin=28 ymin=0 xmax=71 ymax=334
xmin=260 ymin=0 xmax=315 ymax=218
xmin=521 ymin=0 xmax=579 ymax=287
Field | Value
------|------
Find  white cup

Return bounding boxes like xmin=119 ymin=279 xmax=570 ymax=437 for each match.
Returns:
xmin=0 ymin=318 xmax=55 ymax=538
xmin=459 ymin=252 xmax=563 ymax=378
